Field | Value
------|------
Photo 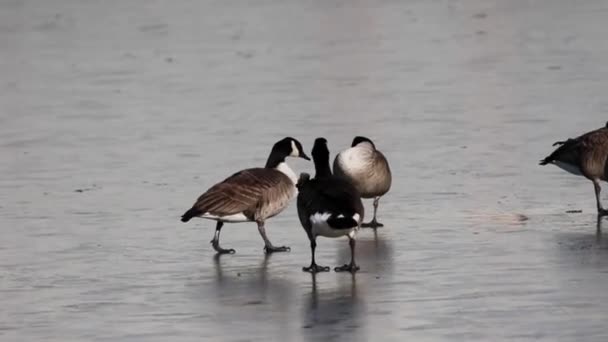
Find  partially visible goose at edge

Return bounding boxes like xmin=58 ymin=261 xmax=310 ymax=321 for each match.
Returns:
xmin=540 ymin=121 xmax=608 ymax=216
xmin=181 ymin=137 xmax=310 ymax=254
xmin=297 ymin=138 xmax=364 ymax=273
xmin=333 ymin=136 xmax=391 ymax=228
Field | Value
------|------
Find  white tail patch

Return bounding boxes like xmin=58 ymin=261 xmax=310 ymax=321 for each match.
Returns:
xmin=553 ymin=161 xmax=583 ymax=176
xmin=348 ymin=229 xmax=357 ymax=239
xmin=310 ymin=212 xmax=356 ymax=238
xmin=201 ymin=212 xmax=249 ymax=223
xmin=310 ymin=212 xmax=331 ymax=225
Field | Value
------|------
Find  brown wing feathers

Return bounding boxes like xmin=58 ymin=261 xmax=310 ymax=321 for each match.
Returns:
xmin=181 ymin=168 xmax=287 ymax=222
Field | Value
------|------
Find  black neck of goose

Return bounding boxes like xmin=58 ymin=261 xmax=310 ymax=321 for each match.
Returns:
xmin=265 ymin=150 xmax=287 ymax=169
xmin=313 ymin=155 xmax=332 ymax=178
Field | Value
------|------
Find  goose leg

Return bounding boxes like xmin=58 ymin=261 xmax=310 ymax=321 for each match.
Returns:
xmin=210 ymin=221 xmax=235 ymax=254
xmin=257 ymin=221 xmax=290 ymax=253
xmin=335 ymin=235 xmax=360 ymax=273
xmin=303 ymin=237 xmax=329 ymax=273
xmin=362 ymin=197 xmax=384 ymax=228
xmin=593 ymin=180 xmax=608 ymax=216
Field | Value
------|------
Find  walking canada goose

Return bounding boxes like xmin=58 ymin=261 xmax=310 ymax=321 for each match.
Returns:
xmin=181 ymin=137 xmax=310 ymax=254
xmin=333 ymin=136 xmax=391 ymax=228
xmin=297 ymin=138 xmax=364 ymax=273
xmin=540 ymin=121 xmax=608 ymax=216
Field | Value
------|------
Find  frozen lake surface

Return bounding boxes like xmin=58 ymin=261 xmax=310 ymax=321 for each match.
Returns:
xmin=2 ymin=0 xmax=608 ymax=341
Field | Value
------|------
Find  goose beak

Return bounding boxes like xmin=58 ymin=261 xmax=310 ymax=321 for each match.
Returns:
xmin=300 ymin=152 xmax=311 ymax=161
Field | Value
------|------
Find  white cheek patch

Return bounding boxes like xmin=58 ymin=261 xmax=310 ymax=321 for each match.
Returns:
xmin=290 ymin=140 xmax=299 ymax=157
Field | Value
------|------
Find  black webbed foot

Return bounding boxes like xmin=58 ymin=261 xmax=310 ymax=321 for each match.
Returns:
xmin=361 ymin=219 xmax=384 ymax=228
xmin=263 ymin=245 xmax=291 ymax=254
xmin=302 ymin=263 xmax=330 ymax=273
xmin=334 ymin=263 xmax=360 ymax=273
xmin=210 ymin=240 xmax=236 ymax=254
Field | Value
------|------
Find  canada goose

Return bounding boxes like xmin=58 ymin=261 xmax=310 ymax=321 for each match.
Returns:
xmin=297 ymin=138 xmax=364 ymax=273
xmin=181 ymin=137 xmax=310 ymax=254
xmin=333 ymin=136 xmax=391 ymax=228
xmin=540 ymin=121 xmax=608 ymax=216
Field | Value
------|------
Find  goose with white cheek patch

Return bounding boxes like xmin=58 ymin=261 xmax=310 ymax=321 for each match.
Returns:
xmin=297 ymin=138 xmax=364 ymax=273
xmin=540 ymin=121 xmax=608 ymax=216
xmin=333 ymin=136 xmax=391 ymax=228
xmin=181 ymin=137 xmax=310 ymax=254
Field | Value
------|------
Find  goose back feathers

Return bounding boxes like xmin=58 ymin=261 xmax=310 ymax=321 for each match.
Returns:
xmin=333 ymin=137 xmax=391 ymax=198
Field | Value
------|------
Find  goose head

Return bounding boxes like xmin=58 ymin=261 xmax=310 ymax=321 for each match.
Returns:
xmin=274 ymin=137 xmax=310 ymax=161
xmin=351 ymin=136 xmax=376 ymax=149
xmin=265 ymin=137 xmax=310 ymax=169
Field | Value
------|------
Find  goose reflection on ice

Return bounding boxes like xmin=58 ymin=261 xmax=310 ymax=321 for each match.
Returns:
xmin=301 ymin=273 xmax=366 ymax=342
xmin=554 ymin=215 xmax=608 ymax=268
xmin=337 ymin=229 xmax=394 ymax=275
xmin=204 ymin=253 xmax=295 ymax=339
xmin=211 ymin=253 xmax=293 ymax=305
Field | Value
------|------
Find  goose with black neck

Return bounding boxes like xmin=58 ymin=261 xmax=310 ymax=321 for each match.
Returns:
xmin=333 ymin=136 xmax=392 ymax=228
xmin=181 ymin=137 xmax=310 ymax=254
xmin=297 ymin=137 xmax=364 ymax=273
xmin=540 ymin=121 xmax=608 ymax=216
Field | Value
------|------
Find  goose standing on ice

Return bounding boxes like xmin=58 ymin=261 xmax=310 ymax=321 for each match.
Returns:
xmin=333 ymin=136 xmax=391 ymax=228
xmin=297 ymin=138 xmax=364 ymax=273
xmin=181 ymin=137 xmax=310 ymax=254
xmin=540 ymin=122 xmax=608 ymax=216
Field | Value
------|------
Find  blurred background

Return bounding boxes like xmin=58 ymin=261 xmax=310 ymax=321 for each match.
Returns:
xmin=2 ymin=0 xmax=608 ymax=341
